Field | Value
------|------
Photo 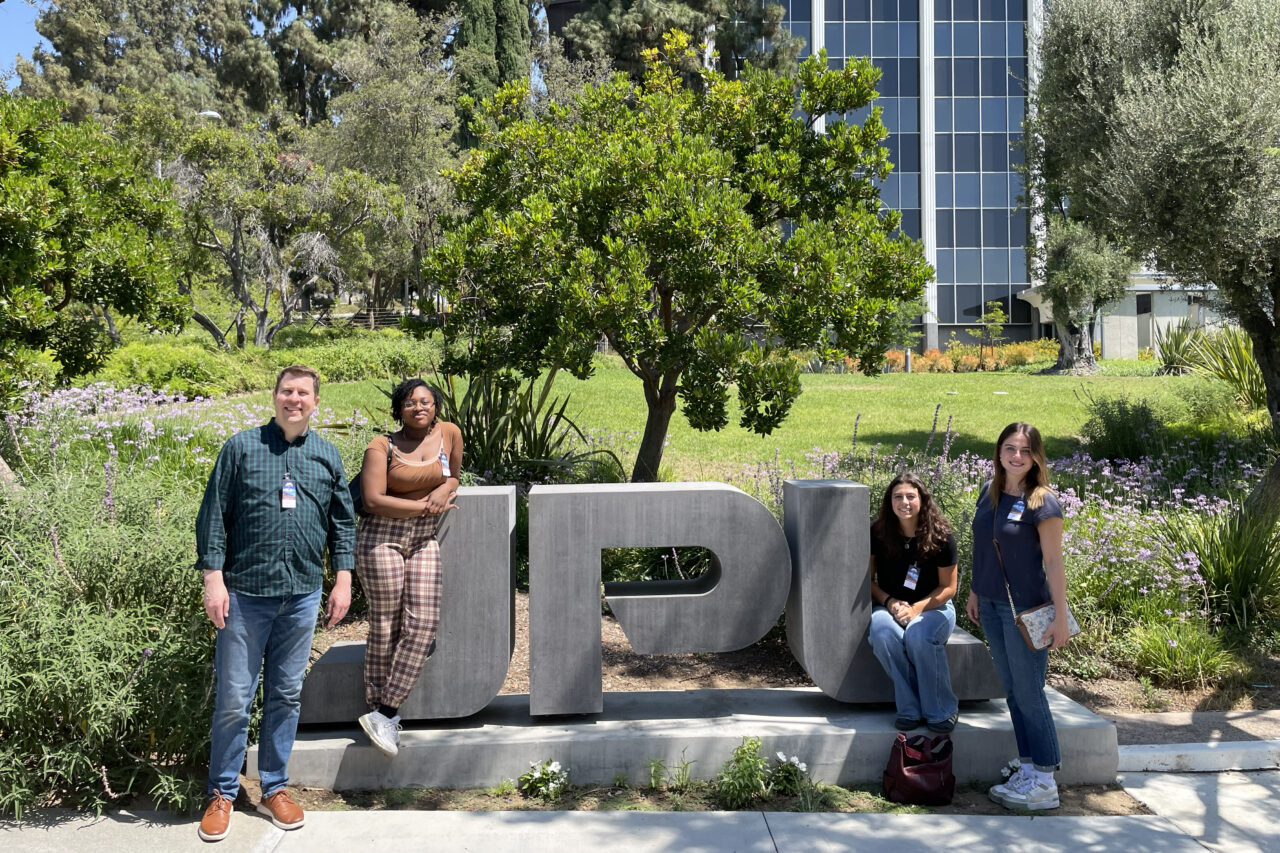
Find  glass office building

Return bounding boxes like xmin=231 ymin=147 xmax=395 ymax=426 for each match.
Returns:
xmin=789 ymin=0 xmax=1038 ymax=347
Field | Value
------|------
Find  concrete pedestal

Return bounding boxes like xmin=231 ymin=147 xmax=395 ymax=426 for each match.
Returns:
xmin=252 ymin=687 xmax=1117 ymax=791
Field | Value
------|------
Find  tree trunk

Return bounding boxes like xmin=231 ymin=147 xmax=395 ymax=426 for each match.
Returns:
xmin=253 ymin=309 xmax=270 ymax=348
xmin=1055 ymin=322 xmax=1096 ymax=371
xmin=191 ymin=310 xmax=232 ymax=350
xmin=631 ymin=372 xmax=680 ymax=483
xmin=1241 ymin=304 xmax=1280 ymax=525
xmin=100 ymin=305 xmax=120 ymax=344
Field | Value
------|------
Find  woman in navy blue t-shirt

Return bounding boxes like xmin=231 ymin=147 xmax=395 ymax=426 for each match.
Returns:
xmin=966 ymin=422 xmax=1072 ymax=811
xmin=868 ymin=472 xmax=960 ymax=734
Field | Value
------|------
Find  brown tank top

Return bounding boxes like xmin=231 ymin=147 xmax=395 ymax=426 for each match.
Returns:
xmin=367 ymin=426 xmax=457 ymax=501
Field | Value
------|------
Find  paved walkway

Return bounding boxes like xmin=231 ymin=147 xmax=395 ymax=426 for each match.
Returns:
xmin=4 ymin=712 xmax=1279 ymax=852
xmin=4 ymin=771 xmax=1278 ymax=852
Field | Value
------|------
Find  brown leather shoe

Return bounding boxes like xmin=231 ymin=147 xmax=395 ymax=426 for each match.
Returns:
xmin=197 ymin=793 xmax=233 ymax=842
xmin=256 ymin=789 xmax=305 ymax=830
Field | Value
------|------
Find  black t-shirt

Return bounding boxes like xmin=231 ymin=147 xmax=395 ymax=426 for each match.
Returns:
xmin=871 ymin=530 xmax=959 ymax=605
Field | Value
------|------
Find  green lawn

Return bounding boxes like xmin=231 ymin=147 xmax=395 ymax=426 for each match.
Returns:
xmin=312 ymin=365 xmax=1202 ymax=480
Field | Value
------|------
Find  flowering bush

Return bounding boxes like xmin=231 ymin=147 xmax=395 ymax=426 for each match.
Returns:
xmin=767 ymin=752 xmax=811 ymax=796
xmin=517 ymin=759 xmax=570 ymax=802
xmin=730 ymin=403 xmax=1274 ymax=687
xmin=0 ymin=383 xmax=375 ymax=817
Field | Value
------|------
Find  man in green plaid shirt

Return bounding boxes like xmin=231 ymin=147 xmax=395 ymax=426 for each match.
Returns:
xmin=194 ymin=365 xmax=355 ymax=842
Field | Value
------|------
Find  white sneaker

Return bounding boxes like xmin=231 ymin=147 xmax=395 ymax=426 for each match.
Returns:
xmin=995 ymin=770 xmax=1059 ymax=810
xmin=988 ymin=764 xmax=1030 ymax=806
xmin=359 ymin=710 xmax=401 ymax=757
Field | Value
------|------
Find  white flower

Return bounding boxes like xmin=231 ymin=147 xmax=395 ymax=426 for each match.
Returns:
xmin=777 ymin=751 xmax=787 ymax=761
xmin=549 ymin=761 xmax=562 ymax=773
xmin=798 ymin=763 xmax=808 ymax=773
xmin=789 ymin=755 xmax=800 ymax=765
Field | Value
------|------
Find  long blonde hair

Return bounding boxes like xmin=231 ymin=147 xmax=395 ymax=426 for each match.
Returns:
xmin=990 ymin=422 xmax=1054 ymax=510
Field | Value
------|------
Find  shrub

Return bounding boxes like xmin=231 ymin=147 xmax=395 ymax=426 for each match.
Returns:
xmin=273 ymin=329 xmax=443 ymax=383
xmin=1188 ymin=326 xmax=1266 ymax=411
xmin=1002 ymin=343 xmax=1035 ymax=366
xmin=1078 ymin=390 xmax=1168 ymax=462
xmin=1158 ymin=509 xmax=1280 ymax=631
xmin=435 ymin=369 xmax=621 ymax=486
xmin=956 ymin=353 xmax=980 ymax=372
xmin=1130 ymin=621 xmax=1235 ymax=688
xmin=767 ymin=752 xmax=811 ymax=796
xmin=0 ymin=468 xmax=211 ymax=817
xmin=517 ymin=759 xmax=570 ymax=802
xmin=884 ymin=350 xmax=906 ymax=372
xmin=1153 ymin=317 xmax=1202 ymax=375
xmin=94 ymin=340 xmax=267 ymax=397
xmin=716 ymin=737 xmax=769 ymax=809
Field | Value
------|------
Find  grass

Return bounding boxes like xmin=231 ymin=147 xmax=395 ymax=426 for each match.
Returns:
xmin=307 ymin=363 xmax=1205 ymax=479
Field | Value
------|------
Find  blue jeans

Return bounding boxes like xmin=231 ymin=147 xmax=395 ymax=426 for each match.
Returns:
xmin=208 ymin=589 xmax=321 ymax=799
xmin=868 ymin=601 xmax=958 ymax=724
xmin=979 ymin=594 xmax=1061 ymax=770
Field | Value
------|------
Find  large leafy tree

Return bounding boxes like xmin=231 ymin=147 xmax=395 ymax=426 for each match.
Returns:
xmin=428 ymin=32 xmax=931 ymax=481
xmin=121 ymin=101 xmax=398 ymax=349
xmin=16 ymin=0 xmax=386 ymax=125
xmin=1039 ymin=215 xmax=1133 ymax=372
xmin=1030 ymin=0 xmax=1280 ymax=515
xmin=0 ymin=94 xmax=184 ymax=395
xmin=16 ymin=0 xmax=280 ymax=123
xmin=560 ymin=0 xmax=802 ymax=80
xmin=307 ymin=3 xmax=461 ymax=309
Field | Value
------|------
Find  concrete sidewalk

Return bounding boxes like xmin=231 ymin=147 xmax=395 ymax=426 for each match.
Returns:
xmin=0 ymin=808 xmax=1212 ymax=853
xmin=5 ymin=709 xmax=1279 ymax=852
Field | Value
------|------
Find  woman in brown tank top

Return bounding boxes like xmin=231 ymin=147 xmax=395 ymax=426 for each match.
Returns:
xmin=353 ymin=378 xmax=463 ymax=757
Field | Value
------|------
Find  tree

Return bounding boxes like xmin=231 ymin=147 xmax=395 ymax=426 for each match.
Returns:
xmin=307 ymin=2 xmax=461 ymax=311
xmin=122 ymin=103 xmax=398 ymax=349
xmin=1040 ymin=215 xmax=1133 ymax=371
xmin=16 ymin=0 xmax=281 ymax=123
xmin=0 ymin=93 xmax=186 ymax=371
xmin=451 ymin=0 xmax=531 ymax=103
xmin=16 ymin=0 xmax=387 ymax=126
xmin=1030 ymin=0 xmax=1280 ymax=516
xmin=560 ymin=0 xmax=801 ymax=80
xmin=427 ymin=33 xmax=931 ymax=481
xmin=0 ymin=94 xmax=185 ymax=398
xmin=978 ymin=300 xmax=1007 ymax=369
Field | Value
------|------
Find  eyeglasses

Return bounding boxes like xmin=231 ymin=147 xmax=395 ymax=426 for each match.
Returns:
xmin=404 ymin=400 xmax=436 ymax=410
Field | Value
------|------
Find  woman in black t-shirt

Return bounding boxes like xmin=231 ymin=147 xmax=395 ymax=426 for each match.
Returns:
xmin=868 ymin=472 xmax=960 ymax=733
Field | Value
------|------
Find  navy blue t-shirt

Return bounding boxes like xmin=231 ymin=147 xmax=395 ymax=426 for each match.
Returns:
xmin=970 ymin=483 xmax=1062 ymax=610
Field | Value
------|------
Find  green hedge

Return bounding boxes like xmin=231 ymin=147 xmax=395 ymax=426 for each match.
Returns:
xmin=91 ymin=330 xmax=445 ymax=396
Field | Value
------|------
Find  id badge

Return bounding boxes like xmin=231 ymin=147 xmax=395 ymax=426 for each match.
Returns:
xmin=1007 ymin=499 xmax=1024 ymax=522
xmin=281 ymin=476 xmax=297 ymax=509
xmin=903 ymin=563 xmax=920 ymax=591
xmin=439 ymin=448 xmax=451 ymax=478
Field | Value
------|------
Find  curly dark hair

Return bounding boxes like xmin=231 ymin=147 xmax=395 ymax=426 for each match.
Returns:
xmin=870 ymin=472 xmax=953 ymax=560
xmin=389 ymin=378 xmax=443 ymax=424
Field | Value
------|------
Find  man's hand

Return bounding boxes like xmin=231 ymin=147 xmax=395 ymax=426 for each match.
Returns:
xmin=326 ymin=571 xmax=352 ymax=627
xmin=203 ymin=570 xmax=230 ymax=629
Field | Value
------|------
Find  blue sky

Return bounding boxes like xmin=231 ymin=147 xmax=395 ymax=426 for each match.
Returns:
xmin=1 ymin=1 xmax=47 ymax=89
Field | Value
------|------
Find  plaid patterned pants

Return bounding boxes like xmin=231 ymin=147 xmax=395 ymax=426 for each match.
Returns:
xmin=355 ymin=512 xmax=441 ymax=710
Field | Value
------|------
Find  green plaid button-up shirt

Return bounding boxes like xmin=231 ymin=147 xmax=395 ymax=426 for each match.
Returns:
xmin=195 ymin=420 xmax=355 ymax=597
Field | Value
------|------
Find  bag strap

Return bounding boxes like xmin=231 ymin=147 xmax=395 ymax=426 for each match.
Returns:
xmin=990 ymin=486 xmax=1021 ymax=622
